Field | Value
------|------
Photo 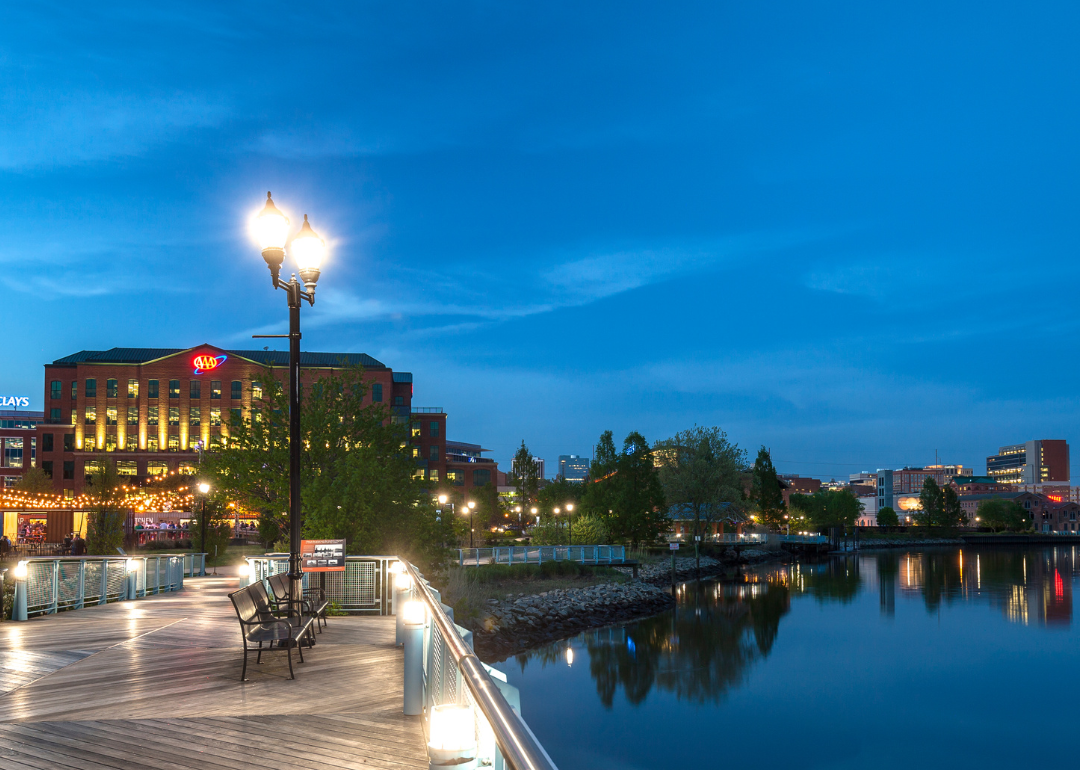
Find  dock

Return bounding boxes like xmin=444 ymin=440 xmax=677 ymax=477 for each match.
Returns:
xmin=0 ymin=576 xmax=427 ymax=770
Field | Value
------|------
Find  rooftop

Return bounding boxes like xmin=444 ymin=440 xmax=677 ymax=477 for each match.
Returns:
xmin=51 ymin=347 xmax=387 ymax=369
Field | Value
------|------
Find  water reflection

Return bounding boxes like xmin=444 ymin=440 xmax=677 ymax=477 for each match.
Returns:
xmin=515 ymin=546 xmax=1080 ymax=709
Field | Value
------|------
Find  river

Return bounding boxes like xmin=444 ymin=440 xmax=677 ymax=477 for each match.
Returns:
xmin=504 ymin=546 xmax=1079 ymax=769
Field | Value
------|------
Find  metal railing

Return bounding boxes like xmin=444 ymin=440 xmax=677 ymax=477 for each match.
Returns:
xmin=8 ymin=555 xmax=194 ymax=619
xmin=458 ymin=545 xmax=625 ymax=566
xmin=668 ymin=533 xmax=768 ymax=544
xmin=780 ymin=534 xmax=828 ymax=544
xmin=404 ymin=561 xmax=558 ymax=770
xmin=247 ymin=555 xmax=394 ymax=614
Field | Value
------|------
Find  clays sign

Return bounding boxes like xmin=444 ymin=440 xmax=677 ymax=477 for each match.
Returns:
xmin=301 ymin=539 xmax=346 ymax=572
xmin=0 ymin=396 xmax=30 ymax=408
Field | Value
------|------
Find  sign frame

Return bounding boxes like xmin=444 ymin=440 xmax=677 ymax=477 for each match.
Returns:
xmin=300 ymin=538 xmax=346 ymax=572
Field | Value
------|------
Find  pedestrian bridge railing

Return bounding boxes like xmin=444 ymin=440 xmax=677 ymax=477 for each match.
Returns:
xmin=457 ymin=545 xmax=625 ymax=567
xmin=669 ymin=533 xmax=768 ymax=545
xmin=6 ymin=554 xmax=203 ymax=620
xmin=247 ymin=555 xmax=396 ymax=614
xmin=780 ymin=534 xmax=828 ymax=544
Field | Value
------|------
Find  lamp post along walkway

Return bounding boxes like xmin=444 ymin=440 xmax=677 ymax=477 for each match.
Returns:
xmin=252 ymin=191 xmax=327 ymax=609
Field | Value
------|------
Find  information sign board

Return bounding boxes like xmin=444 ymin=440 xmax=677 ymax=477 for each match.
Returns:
xmin=300 ymin=539 xmax=346 ymax=571
xmin=669 ymin=542 xmax=680 ymax=550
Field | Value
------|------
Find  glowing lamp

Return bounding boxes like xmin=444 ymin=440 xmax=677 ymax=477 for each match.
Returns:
xmin=394 ymin=572 xmax=414 ymax=591
xmin=566 ymin=503 xmax=574 ymax=512
xmin=290 ymin=214 xmax=325 ymax=293
xmin=197 ymin=482 xmax=210 ymax=494
xmin=12 ymin=561 xmax=28 ymax=580
xmin=427 ymin=704 xmax=477 ymax=763
xmin=237 ymin=561 xmax=251 ymax=578
xmin=388 ymin=561 xmax=405 ymax=575
xmin=438 ymin=494 xmax=449 ymax=504
xmin=253 ymin=191 xmax=290 ymax=277
xmin=402 ymin=600 xmax=425 ymax=625
xmin=467 ymin=501 xmax=476 ymax=510
xmin=126 ymin=559 xmax=139 ymax=572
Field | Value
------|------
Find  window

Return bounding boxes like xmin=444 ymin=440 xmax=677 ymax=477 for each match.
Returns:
xmin=71 ymin=411 xmax=77 ymax=426
xmin=85 ymin=379 xmax=97 ymax=398
xmin=85 ymin=406 xmax=97 ymax=425
xmin=190 ymin=380 xmax=201 ymax=399
xmin=83 ymin=437 xmax=96 ymax=451
xmin=127 ymin=406 xmax=138 ymax=425
xmin=50 ymin=381 xmax=61 ymax=399
xmin=231 ymin=380 xmax=242 ymax=400
xmin=230 ymin=408 xmax=242 ymax=425
xmin=429 ymin=469 xmax=439 ymax=482
xmin=210 ymin=407 xmax=221 ymax=427
xmin=63 ymin=460 xmax=74 ymax=479
xmin=148 ymin=380 xmax=159 ymax=399
xmin=189 ymin=407 xmax=201 ymax=427
xmin=2 ymin=438 xmax=23 ymax=468
xmin=105 ymin=434 xmax=117 ymax=452
xmin=372 ymin=383 xmax=383 ymax=403
xmin=447 ymin=470 xmax=463 ymax=486
xmin=413 ymin=468 xmax=425 ymax=480
xmin=42 ymin=460 xmax=53 ymax=479
xmin=71 ymin=381 xmax=77 ymax=399
xmin=64 ymin=434 xmax=74 ymax=452
xmin=394 ymin=396 xmax=404 ymax=406
xmin=178 ymin=463 xmax=196 ymax=475
xmin=430 ymin=421 xmax=439 ymax=438
xmin=148 ymin=406 xmax=159 ymax=426
xmin=147 ymin=461 xmax=168 ymax=476
xmin=472 ymin=469 xmax=491 ymax=487
xmin=169 ymin=407 xmax=179 ymax=426
xmin=168 ymin=434 xmax=179 ymax=451
xmin=50 ymin=408 xmax=61 ymax=422
xmin=106 ymin=379 xmax=118 ymax=398
xmin=117 ymin=460 xmax=138 ymax=476
xmin=252 ymin=382 xmax=263 ymax=400
xmin=128 ymin=379 xmax=139 ymax=398
xmin=43 ymin=433 xmax=53 ymax=452
xmin=430 ymin=445 xmax=439 ymax=461
xmin=125 ymin=434 xmax=138 ymax=451
xmin=411 ymin=423 xmax=421 ymax=438
xmin=169 ymin=380 xmax=180 ymax=398
xmin=106 ymin=406 xmax=117 ymax=426
xmin=412 ymin=447 xmax=420 ymax=458
xmin=147 ymin=436 xmax=159 ymax=452
xmin=211 ymin=380 xmax=221 ymax=399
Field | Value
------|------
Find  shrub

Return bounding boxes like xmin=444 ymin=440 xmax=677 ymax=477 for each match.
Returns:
xmin=570 ymin=514 xmax=609 ymax=544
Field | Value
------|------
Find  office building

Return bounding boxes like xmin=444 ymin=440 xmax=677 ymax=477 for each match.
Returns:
xmin=512 ymin=455 xmax=545 ymax=481
xmin=558 ymin=454 xmax=590 ymax=482
xmin=987 ymin=440 xmax=1070 ymax=486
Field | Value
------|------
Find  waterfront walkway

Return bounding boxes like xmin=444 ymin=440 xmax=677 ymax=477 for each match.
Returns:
xmin=0 ymin=576 xmax=427 ymax=769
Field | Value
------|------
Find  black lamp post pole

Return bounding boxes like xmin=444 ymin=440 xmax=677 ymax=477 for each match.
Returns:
xmin=287 ymin=281 xmax=303 ymax=605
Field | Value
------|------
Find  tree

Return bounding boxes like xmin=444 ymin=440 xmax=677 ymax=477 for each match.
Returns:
xmin=976 ymin=498 xmax=1028 ymax=532
xmin=201 ymin=364 xmax=453 ymax=570
xmin=189 ymin=497 xmax=231 ymax=561
xmin=15 ymin=467 xmax=54 ymax=495
xmin=941 ymin=486 xmax=967 ymax=528
xmin=611 ymin=432 xmax=668 ymax=547
xmin=748 ymin=447 xmax=785 ymax=529
xmin=877 ymin=506 xmax=899 ymax=527
xmin=655 ymin=426 xmax=746 ymax=542
xmin=571 ymin=513 xmax=609 ymax=544
xmin=789 ymin=490 xmax=861 ymax=528
xmin=85 ymin=457 xmax=125 ymax=555
xmin=916 ymin=478 xmax=943 ymax=527
xmin=581 ymin=430 xmax=620 ymax=528
xmin=536 ymin=476 xmax=584 ymax=519
xmin=510 ymin=441 xmax=540 ymax=511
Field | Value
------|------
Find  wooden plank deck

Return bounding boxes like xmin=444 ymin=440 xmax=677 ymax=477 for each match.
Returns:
xmin=0 ymin=577 xmax=427 ymax=769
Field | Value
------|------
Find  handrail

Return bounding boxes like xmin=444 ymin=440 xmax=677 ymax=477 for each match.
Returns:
xmin=404 ymin=561 xmax=558 ymax=770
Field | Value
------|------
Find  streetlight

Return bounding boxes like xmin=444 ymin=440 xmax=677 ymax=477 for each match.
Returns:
xmin=515 ymin=505 xmax=522 ymax=527
xmin=566 ymin=502 xmax=574 ymax=545
xmin=196 ymin=481 xmax=211 ymax=556
xmin=251 ymin=191 xmax=327 ymax=606
xmin=467 ymin=500 xmax=476 ymax=548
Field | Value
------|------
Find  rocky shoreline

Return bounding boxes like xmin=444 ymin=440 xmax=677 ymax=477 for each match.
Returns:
xmin=469 ymin=550 xmax=788 ymax=663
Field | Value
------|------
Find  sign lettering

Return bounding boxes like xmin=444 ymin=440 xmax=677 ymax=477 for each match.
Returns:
xmin=0 ymin=396 xmax=30 ymax=408
xmin=193 ymin=354 xmax=227 ymax=374
xmin=301 ymin=539 xmax=347 ymax=572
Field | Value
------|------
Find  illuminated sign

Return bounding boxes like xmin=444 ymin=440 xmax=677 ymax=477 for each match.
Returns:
xmin=0 ymin=396 xmax=30 ymax=408
xmin=1048 ymin=494 xmax=1063 ymax=503
xmin=193 ymin=354 xmax=227 ymax=374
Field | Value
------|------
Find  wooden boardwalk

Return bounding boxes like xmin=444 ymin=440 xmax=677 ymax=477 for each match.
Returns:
xmin=0 ymin=576 xmax=427 ymax=769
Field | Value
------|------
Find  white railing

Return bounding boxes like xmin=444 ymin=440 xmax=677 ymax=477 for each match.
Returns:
xmin=7 ymin=555 xmax=194 ymax=620
xmin=780 ymin=534 xmax=828 ymax=544
xmin=247 ymin=555 xmax=395 ymax=614
xmin=457 ymin=544 xmax=626 ymax=566
xmin=668 ymin=533 xmax=768 ymax=544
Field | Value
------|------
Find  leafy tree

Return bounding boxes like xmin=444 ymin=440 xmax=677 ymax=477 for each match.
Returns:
xmin=916 ymin=478 xmax=944 ymax=527
xmin=748 ymin=447 xmax=785 ymax=529
xmin=790 ymin=489 xmax=861 ymax=528
xmin=16 ymin=467 xmax=54 ymax=495
xmin=189 ymin=496 xmax=231 ymax=560
xmin=876 ymin=506 xmax=899 ymax=527
xmin=581 ymin=430 xmax=620 ymax=524
xmin=86 ymin=457 xmax=125 ymax=555
xmin=201 ymin=364 xmax=453 ymax=570
xmin=571 ymin=513 xmax=609 ymax=544
xmin=611 ymin=432 xmax=668 ymax=547
xmin=510 ymin=441 xmax=540 ymax=510
xmin=654 ymin=426 xmax=746 ymax=541
xmin=536 ymin=476 xmax=584 ymax=520
xmin=976 ymin=498 xmax=1028 ymax=532
xmin=941 ymin=485 xmax=967 ymax=527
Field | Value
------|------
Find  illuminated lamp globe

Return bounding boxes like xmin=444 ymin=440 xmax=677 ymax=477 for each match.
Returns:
xmin=566 ymin=503 xmax=574 ymax=512
xmin=289 ymin=214 xmax=326 ymax=294
xmin=438 ymin=494 xmax=448 ymax=505
xmin=402 ymin=600 xmax=425 ymax=625
xmin=394 ymin=572 xmax=414 ymax=591
xmin=12 ymin=561 xmax=28 ymax=580
xmin=427 ymin=704 xmax=477 ymax=763
xmin=197 ymin=482 xmax=210 ymax=494
xmin=467 ymin=501 xmax=476 ymax=510
xmin=253 ymin=192 xmax=290 ymax=279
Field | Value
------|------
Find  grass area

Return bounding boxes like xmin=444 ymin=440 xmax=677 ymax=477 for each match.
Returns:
xmin=438 ymin=561 xmax=629 ymax=627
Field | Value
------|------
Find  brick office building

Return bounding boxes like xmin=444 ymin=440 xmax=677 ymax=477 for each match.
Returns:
xmin=405 ymin=406 xmax=505 ymax=499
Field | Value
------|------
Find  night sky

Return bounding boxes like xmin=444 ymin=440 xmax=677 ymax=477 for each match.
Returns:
xmin=5 ymin=2 xmax=1080 ymax=478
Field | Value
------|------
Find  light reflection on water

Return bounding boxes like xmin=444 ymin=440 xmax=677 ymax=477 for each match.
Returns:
xmin=506 ymin=546 xmax=1080 ymax=770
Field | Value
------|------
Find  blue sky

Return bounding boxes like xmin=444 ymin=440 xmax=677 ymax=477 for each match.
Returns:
xmin=4 ymin=2 xmax=1080 ymax=478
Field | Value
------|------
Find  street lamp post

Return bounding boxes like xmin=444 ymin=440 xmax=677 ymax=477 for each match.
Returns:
xmin=554 ymin=507 xmax=561 ymax=543
xmin=566 ymin=503 xmax=574 ymax=545
xmin=466 ymin=500 xmax=477 ymax=548
xmin=252 ymin=192 xmax=326 ymax=608
xmin=197 ymin=481 xmax=211 ymax=557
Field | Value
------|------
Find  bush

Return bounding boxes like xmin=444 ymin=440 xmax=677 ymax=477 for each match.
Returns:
xmin=570 ymin=514 xmax=609 ymax=544
xmin=529 ymin=522 xmax=569 ymax=545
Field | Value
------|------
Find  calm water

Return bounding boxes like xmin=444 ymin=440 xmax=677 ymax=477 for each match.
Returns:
xmin=504 ymin=546 xmax=1080 ymax=769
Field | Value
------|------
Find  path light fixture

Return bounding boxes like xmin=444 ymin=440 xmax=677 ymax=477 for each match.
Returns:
xmin=427 ymin=704 xmax=478 ymax=769
xmin=250 ymin=192 xmax=328 ymax=608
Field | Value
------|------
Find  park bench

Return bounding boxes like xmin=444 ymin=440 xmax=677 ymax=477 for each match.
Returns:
xmin=267 ymin=572 xmax=330 ymax=632
xmin=228 ymin=584 xmax=316 ymax=681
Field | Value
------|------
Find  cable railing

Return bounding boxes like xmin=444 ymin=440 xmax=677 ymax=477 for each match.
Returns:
xmin=6 ymin=554 xmax=201 ymax=620
xmin=457 ymin=545 xmax=625 ymax=566
xmin=403 ymin=560 xmax=558 ymax=770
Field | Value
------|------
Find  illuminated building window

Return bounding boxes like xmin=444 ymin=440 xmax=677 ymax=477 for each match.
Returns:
xmin=85 ymin=406 xmax=96 ymax=425
xmin=50 ymin=381 xmax=61 ymax=399
xmin=148 ymin=406 xmax=159 ymax=426
xmin=252 ymin=382 xmax=263 ymax=400
xmin=85 ymin=379 xmax=97 ymax=398
xmin=231 ymin=380 xmax=242 ymax=400
xmin=169 ymin=407 xmax=179 ymax=427
xmin=447 ymin=470 xmax=463 ymax=487
xmin=147 ymin=436 xmax=159 ymax=452
xmin=117 ymin=460 xmax=137 ymax=476
xmin=168 ymin=435 xmax=179 ymax=451
xmin=105 ymin=434 xmax=116 ymax=452
xmin=2 ymin=438 xmax=23 ymax=468
xmin=128 ymin=379 xmax=139 ymax=398
xmin=429 ymin=469 xmax=439 ymax=482
xmin=413 ymin=468 xmax=425 ymax=480
xmin=210 ymin=407 xmax=221 ymax=427
xmin=169 ymin=380 xmax=180 ymax=399
xmin=106 ymin=407 xmax=117 ymax=426
xmin=210 ymin=435 xmax=221 ymax=450
xmin=148 ymin=380 xmax=159 ymax=399
xmin=125 ymin=434 xmax=137 ymax=451
xmin=412 ymin=423 xmax=421 ymax=438
xmin=147 ymin=461 xmax=167 ymax=476
xmin=106 ymin=379 xmax=118 ymax=398
xmin=68 ymin=410 xmax=75 ymax=426
xmin=211 ymin=380 xmax=221 ymax=400
xmin=412 ymin=447 xmax=420 ymax=458
xmin=127 ymin=407 xmax=138 ymax=425
xmin=190 ymin=380 xmax=201 ymax=399
xmin=84 ymin=437 xmax=96 ymax=451
xmin=189 ymin=407 xmax=201 ymax=427
xmin=178 ymin=463 xmax=196 ymax=475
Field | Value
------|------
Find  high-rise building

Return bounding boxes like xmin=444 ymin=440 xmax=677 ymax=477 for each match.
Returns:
xmin=558 ymin=454 xmax=590 ymax=482
xmin=987 ymin=440 xmax=1070 ymax=486
xmin=512 ymin=455 xmax=545 ymax=481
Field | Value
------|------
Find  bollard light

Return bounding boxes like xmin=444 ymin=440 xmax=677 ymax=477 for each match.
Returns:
xmin=12 ymin=561 xmax=28 ymax=580
xmin=402 ymin=600 xmax=426 ymax=715
xmin=126 ymin=559 xmax=139 ymax=572
xmin=402 ymin=600 xmax=425 ymax=626
xmin=389 ymin=560 xmax=405 ymax=575
xmin=395 ymin=572 xmax=414 ymax=591
xmin=427 ymin=704 xmax=478 ymax=768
